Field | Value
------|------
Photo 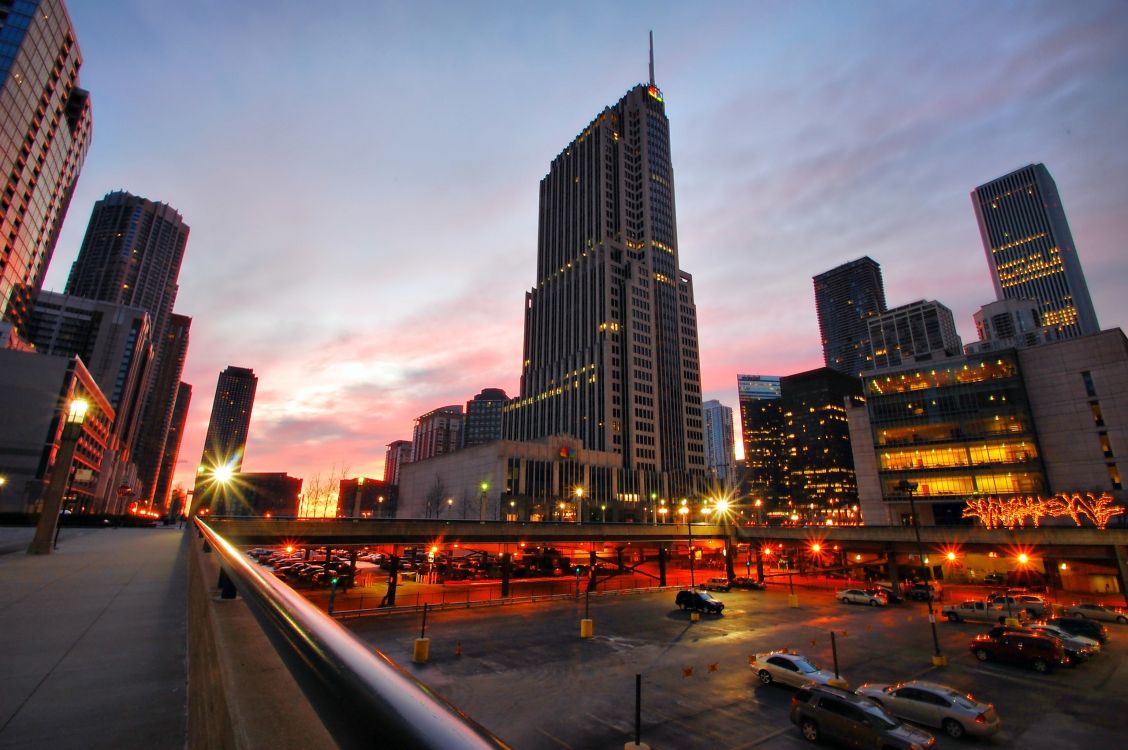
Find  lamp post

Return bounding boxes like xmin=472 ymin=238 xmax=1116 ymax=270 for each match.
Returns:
xmin=478 ymin=481 xmax=488 ymax=522
xmin=28 ymin=398 xmax=88 ymax=555
xmin=650 ymin=492 xmax=657 ymax=525
xmin=574 ymin=486 xmax=584 ymax=525
xmin=678 ymin=502 xmax=694 ymax=588
xmin=898 ymin=478 xmax=945 ymax=666
xmin=754 ymin=498 xmax=763 ymax=526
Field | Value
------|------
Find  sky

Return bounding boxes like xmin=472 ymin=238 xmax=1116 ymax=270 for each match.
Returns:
xmin=42 ymin=0 xmax=1128 ymax=498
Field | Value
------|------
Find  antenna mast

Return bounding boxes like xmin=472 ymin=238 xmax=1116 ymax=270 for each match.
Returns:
xmin=648 ymin=30 xmax=655 ymax=86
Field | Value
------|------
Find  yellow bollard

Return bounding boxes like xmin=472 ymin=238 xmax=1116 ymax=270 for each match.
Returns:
xmin=412 ymin=637 xmax=430 ymax=663
xmin=932 ymin=654 xmax=948 ymax=667
xmin=788 ymin=593 xmax=799 ymax=608
xmin=1004 ymin=617 xmax=1022 ymax=628
xmin=690 ymin=610 xmax=700 ymax=622
xmin=580 ymin=618 xmax=594 ymax=638
xmin=827 ymin=678 xmax=849 ymax=689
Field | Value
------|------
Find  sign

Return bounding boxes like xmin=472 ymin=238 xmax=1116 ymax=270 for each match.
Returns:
xmin=738 ymin=374 xmax=781 ymax=400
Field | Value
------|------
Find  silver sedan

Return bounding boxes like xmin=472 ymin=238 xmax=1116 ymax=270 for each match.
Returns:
xmin=836 ymin=588 xmax=887 ymax=606
xmin=855 ymin=680 xmax=1001 ymax=739
xmin=1065 ymin=602 xmax=1128 ymax=624
xmin=751 ymin=650 xmax=844 ymax=688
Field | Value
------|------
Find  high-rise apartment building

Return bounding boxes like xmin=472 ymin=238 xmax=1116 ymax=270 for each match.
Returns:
xmin=462 ymin=388 xmax=508 ymax=448
xmin=867 ymin=300 xmax=962 ymax=372
xmin=814 ymin=257 xmax=887 ymax=376
xmin=737 ymin=375 xmax=786 ymax=508
xmin=504 ymin=68 xmax=706 ymax=505
xmin=972 ymin=163 xmax=1099 ymax=339
xmin=0 ymin=0 xmax=92 ymax=339
xmin=702 ymin=399 xmax=735 ymax=485
xmin=152 ymin=381 xmax=191 ymax=515
xmin=412 ymin=405 xmax=463 ymax=462
xmin=64 ymin=191 xmax=190 ymax=503
xmin=193 ymin=365 xmax=257 ymax=513
xmin=383 ymin=439 xmax=412 ymax=485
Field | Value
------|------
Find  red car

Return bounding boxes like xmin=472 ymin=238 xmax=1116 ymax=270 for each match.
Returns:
xmin=968 ymin=632 xmax=1065 ymax=673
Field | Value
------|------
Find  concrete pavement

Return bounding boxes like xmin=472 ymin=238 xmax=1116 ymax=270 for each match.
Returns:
xmin=0 ymin=525 xmax=188 ymax=749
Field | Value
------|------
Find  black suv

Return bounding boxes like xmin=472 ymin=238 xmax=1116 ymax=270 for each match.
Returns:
xmin=675 ymin=589 xmax=724 ymax=614
xmin=1045 ymin=616 xmax=1110 ymax=644
xmin=790 ymin=684 xmax=936 ymax=748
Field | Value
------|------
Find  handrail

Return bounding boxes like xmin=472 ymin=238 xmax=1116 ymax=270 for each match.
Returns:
xmin=194 ymin=517 xmax=511 ymax=750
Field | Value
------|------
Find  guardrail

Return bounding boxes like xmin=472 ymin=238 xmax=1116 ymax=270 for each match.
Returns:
xmin=195 ymin=517 xmax=511 ymax=750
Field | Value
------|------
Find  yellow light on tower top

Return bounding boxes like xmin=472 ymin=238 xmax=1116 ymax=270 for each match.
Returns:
xmin=67 ymin=398 xmax=89 ymax=424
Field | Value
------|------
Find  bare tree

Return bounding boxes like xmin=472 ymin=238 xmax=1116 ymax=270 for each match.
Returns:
xmin=298 ymin=465 xmax=351 ymax=518
xmin=425 ymin=475 xmax=445 ymax=519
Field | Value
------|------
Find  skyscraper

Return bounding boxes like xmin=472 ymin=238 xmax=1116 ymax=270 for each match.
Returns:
xmin=193 ymin=365 xmax=257 ymax=513
xmin=972 ymin=163 xmax=1099 ymax=339
xmin=64 ymin=191 xmax=190 ymax=503
xmin=813 ymin=257 xmax=887 ymax=376
xmin=412 ymin=405 xmax=463 ymax=462
xmin=702 ymin=400 xmax=735 ymax=486
xmin=504 ymin=59 xmax=706 ymax=503
xmin=153 ymin=381 xmax=191 ymax=516
xmin=866 ymin=300 xmax=962 ymax=372
xmin=0 ymin=0 xmax=92 ymax=339
xmin=737 ymin=374 xmax=785 ymax=508
xmin=462 ymin=388 xmax=508 ymax=448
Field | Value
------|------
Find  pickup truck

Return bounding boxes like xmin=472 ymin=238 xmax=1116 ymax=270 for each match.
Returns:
xmin=942 ymin=599 xmax=1029 ymax=624
xmin=991 ymin=595 xmax=1048 ymax=618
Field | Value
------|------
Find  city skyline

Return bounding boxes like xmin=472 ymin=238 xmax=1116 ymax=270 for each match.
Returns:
xmin=38 ymin=1 xmax=1128 ymax=495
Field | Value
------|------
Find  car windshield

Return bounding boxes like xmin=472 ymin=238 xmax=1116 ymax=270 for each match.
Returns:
xmin=794 ymin=658 xmax=819 ymax=673
xmin=861 ymin=704 xmax=900 ymax=729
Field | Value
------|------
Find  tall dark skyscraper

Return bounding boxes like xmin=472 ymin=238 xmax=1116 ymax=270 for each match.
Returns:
xmin=462 ymin=388 xmax=507 ymax=448
xmin=972 ymin=163 xmax=1099 ymax=339
xmin=64 ymin=191 xmax=190 ymax=503
xmin=505 ymin=60 xmax=706 ymax=502
xmin=0 ymin=0 xmax=92 ymax=339
xmin=193 ymin=365 xmax=257 ymax=513
xmin=153 ymin=380 xmax=191 ymax=515
xmin=737 ymin=374 xmax=786 ymax=508
xmin=814 ymin=256 xmax=887 ymax=376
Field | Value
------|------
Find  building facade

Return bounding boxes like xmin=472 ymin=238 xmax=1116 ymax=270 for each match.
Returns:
xmin=462 ymin=388 xmax=508 ymax=448
xmin=972 ymin=163 xmax=1099 ymax=339
xmin=867 ymin=300 xmax=963 ymax=372
xmin=504 ymin=76 xmax=706 ymax=509
xmin=337 ymin=477 xmax=394 ymax=518
xmin=780 ymin=368 xmax=862 ymax=520
xmin=192 ymin=365 xmax=257 ymax=513
xmin=412 ymin=405 xmax=463 ymax=462
xmin=383 ymin=439 xmax=411 ymax=485
xmin=134 ymin=312 xmax=189 ymax=504
xmin=219 ymin=472 xmax=301 ymax=517
xmin=702 ymin=399 xmax=735 ymax=486
xmin=0 ymin=0 xmax=92 ymax=338
xmin=152 ymin=380 xmax=190 ymax=516
xmin=737 ymin=374 xmax=786 ymax=510
xmin=813 ymin=256 xmax=887 ymax=376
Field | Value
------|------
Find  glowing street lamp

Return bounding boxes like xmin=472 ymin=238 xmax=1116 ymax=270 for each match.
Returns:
xmin=28 ymin=398 xmax=89 ymax=555
xmin=898 ymin=478 xmax=944 ymax=665
xmin=575 ymin=486 xmax=585 ymax=525
xmin=678 ymin=502 xmax=694 ymax=588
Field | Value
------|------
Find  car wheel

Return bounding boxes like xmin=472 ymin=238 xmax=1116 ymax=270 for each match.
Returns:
xmin=942 ymin=719 xmax=965 ymax=739
xmin=1032 ymin=658 xmax=1049 ymax=673
xmin=869 ymin=599 xmax=878 ymax=607
xmin=1117 ymin=615 xmax=1127 ymax=624
xmin=946 ymin=613 xmax=960 ymax=622
xmin=758 ymin=669 xmax=773 ymax=686
xmin=974 ymin=648 xmax=989 ymax=662
xmin=841 ymin=597 xmax=850 ymax=604
xmin=1073 ymin=612 xmax=1086 ymax=619
xmin=800 ymin=719 xmax=819 ymax=742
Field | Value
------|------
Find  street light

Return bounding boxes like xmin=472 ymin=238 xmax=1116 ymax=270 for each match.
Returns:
xmin=678 ymin=501 xmax=694 ymax=588
xmin=575 ymin=486 xmax=584 ymax=525
xmin=28 ymin=398 xmax=88 ymax=555
xmin=898 ymin=478 xmax=945 ymax=666
xmin=478 ymin=481 xmax=488 ymax=522
xmin=754 ymin=498 xmax=763 ymax=526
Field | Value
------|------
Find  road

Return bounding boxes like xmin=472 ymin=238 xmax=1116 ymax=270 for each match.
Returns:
xmin=345 ymin=584 xmax=1127 ymax=750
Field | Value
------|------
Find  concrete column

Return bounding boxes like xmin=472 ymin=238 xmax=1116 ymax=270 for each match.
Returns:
xmin=658 ymin=547 xmax=667 ymax=587
xmin=886 ymin=544 xmax=902 ymax=595
xmin=755 ymin=547 xmax=765 ymax=582
xmin=501 ymin=552 xmax=512 ymax=598
xmin=1113 ymin=545 xmax=1128 ymax=608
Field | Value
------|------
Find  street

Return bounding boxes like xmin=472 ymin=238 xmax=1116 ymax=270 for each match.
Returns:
xmin=346 ymin=584 xmax=1128 ymax=749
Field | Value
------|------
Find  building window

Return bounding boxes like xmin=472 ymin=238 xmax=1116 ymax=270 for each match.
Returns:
xmin=1109 ymin=464 xmax=1122 ymax=491
xmin=1091 ymin=403 xmax=1105 ymax=427
xmin=1081 ymin=371 xmax=1097 ymax=398
xmin=1100 ymin=432 xmax=1114 ymax=458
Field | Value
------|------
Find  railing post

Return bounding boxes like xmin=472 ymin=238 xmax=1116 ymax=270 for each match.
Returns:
xmin=217 ymin=566 xmax=237 ymax=599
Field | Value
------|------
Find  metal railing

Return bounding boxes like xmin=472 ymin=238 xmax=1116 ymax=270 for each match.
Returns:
xmin=195 ymin=518 xmax=511 ymax=750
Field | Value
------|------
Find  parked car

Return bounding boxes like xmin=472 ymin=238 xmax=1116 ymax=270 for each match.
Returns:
xmin=751 ymin=650 xmax=843 ymax=688
xmin=675 ymin=589 xmax=724 ymax=614
xmin=872 ymin=585 xmax=904 ymax=604
xmin=730 ymin=576 xmax=766 ymax=590
xmin=703 ymin=577 xmax=732 ymax=592
xmin=854 ymin=680 xmax=1001 ymax=739
xmin=1064 ymin=602 xmax=1128 ymax=624
xmin=790 ymin=683 xmax=936 ymax=748
xmin=968 ymin=632 xmax=1065 ymax=673
xmin=837 ymin=588 xmax=888 ymax=606
xmin=1044 ymin=616 xmax=1110 ymax=644
xmin=906 ymin=583 xmax=936 ymax=602
xmin=1027 ymin=623 xmax=1099 ymax=664
xmin=942 ymin=599 xmax=1027 ymax=624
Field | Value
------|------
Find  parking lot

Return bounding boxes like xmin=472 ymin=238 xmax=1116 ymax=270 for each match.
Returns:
xmin=346 ymin=584 xmax=1127 ymax=749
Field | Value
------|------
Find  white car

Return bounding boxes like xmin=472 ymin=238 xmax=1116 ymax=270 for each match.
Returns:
xmin=1065 ymin=602 xmax=1128 ymax=624
xmin=751 ymin=650 xmax=844 ymax=688
xmin=854 ymin=680 xmax=1001 ymax=740
xmin=837 ymin=588 xmax=887 ymax=606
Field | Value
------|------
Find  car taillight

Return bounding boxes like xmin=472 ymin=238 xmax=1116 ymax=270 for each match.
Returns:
xmin=790 ymin=695 xmax=799 ymax=706
xmin=975 ymin=713 xmax=987 ymax=724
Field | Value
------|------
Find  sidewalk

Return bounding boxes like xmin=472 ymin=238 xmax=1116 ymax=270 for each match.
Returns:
xmin=0 ymin=525 xmax=188 ymax=749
